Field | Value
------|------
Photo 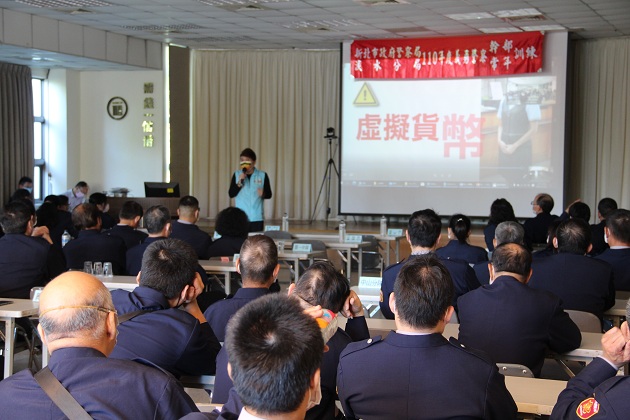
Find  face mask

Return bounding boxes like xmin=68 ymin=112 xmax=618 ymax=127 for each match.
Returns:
xmin=24 ymin=187 xmax=33 ymax=194
xmin=604 ymin=233 xmax=608 ymax=244
xmin=75 ymin=191 xmax=84 ymax=199
xmin=104 ymin=204 xmax=110 ymax=213
xmin=306 ymin=374 xmax=322 ymax=410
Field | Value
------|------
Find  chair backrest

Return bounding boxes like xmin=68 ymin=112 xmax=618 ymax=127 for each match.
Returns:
xmin=565 ymin=309 xmax=602 ymax=333
xmin=496 ymin=363 xmax=534 ymax=378
xmin=264 ymin=230 xmax=293 ymax=240
xmin=292 ymin=239 xmax=327 ymax=252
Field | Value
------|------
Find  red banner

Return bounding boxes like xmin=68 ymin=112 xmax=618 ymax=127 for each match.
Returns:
xmin=350 ymin=32 xmax=544 ymax=79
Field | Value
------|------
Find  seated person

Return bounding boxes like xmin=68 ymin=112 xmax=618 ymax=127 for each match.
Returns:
xmin=532 ymin=219 xmax=562 ymax=259
xmin=380 ymin=209 xmax=480 ymax=318
xmin=204 ymin=235 xmax=278 ymax=342
xmin=484 ymin=198 xmax=518 ymax=253
xmin=207 ymin=207 xmax=249 ymax=258
xmin=62 ymin=181 xmax=89 ymax=211
xmin=213 ymin=260 xmax=369 ymax=420
xmin=105 ymin=200 xmax=147 ymax=250
xmin=458 ymin=243 xmax=581 ymax=377
xmin=110 ymin=238 xmax=221 ymax=377
xmin=591 ymin=197 xmax=618 ymax=256
xmin=474 ymin=221 xmax=524 ymax=285
xmin=170 ymin=195 xmax=212 ymax=259
xmin=88 ymin=192 xmax=115 ymax=230
xmin=523 ymin=193 xmax=558 ymax=249
xmin=0 ymin=271 xmax=198 ymax=418
xmin=63 ymin=203 xmax=126 ymax=274
xmin=558 ymin=200 xmax=591 ymax=223
xmin=551 ymin=321 xmax=630 ymax=418
xmin=48 ymin=194 xmax=77 ymax=249
xmin=189 ymin=294 xmax=325 ymax=420
xmin=529 ymin=218 xmax=615 ymax=321
xmin=596 ymin=209 xmax=630 ymax=291
xmin=436 ymin=213 xmax=488 ymax=264
xmin=338 ymin=254 xmax=517 ymax=419
xmin=0 ymin=200 xmax=64 ymax=298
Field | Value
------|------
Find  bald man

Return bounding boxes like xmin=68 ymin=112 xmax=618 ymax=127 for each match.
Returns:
xmin=0 ymin=272 xmax=198 ymax=418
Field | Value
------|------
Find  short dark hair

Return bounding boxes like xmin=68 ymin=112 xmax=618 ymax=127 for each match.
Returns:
xmin=10 ymin=189 xmax=32 ymax=202
xmin=568 ymin=202 xmax=591 ymax=222
xmin=556 ymin=219 xmax=591 ymax=254
xmin=240 ymin=148 xmax=257 ymax=162
xmin=449 ymin=214 xmax=471 ymax=244
xmin=75 ymin=181 xmax=88 ymax=189
xmin=0 ymin=200 xmax=34 ymax=233
xmin=18 ymin=176 xmax=33 ymax=186
xmin=536 ymin=194 xmax=554 ymax=213
xmin=606 ymin=209 xmax=630 ymax=245
xmin=36 ymin=202 xmax=59 ymax=230
xmin=71 ymin=203 xmax=100 ymax=231
xmin=144 ymin=205 xmax=171 ymax=234
xmin=56 ymin=195 xmax=69 ymax=207
xmin=43 ymin=195 xmax=59 ymax=205
xmin=239 ymin=235 xmax=278 ymax=285
xmin=119 ymin=201 xmax=144 ymax=220
xmin=139 ymin=238 xmax=198 ymax=299
xmin=494 ymin=221 xmax=524 ymax=245
xmin=215 ymin=207 xmax=249 ymax=238
xmin=488 ymin=198 xmax=517 ymax=226
xmin=393 ymin=254 xmax=453 ymax=329
xmin=88 ymin=192 xmax=107 ymax=206
xmin=491 ymin=243 xmax=532 ymax=276
xmin=178 ymin=195 xmax=199 ymax=218
xmin=294 ymin=261 xmax=350 ymax=313
xmin=598 ymin=198 xmax=618 ymax=219
xmin=225 ymin=293 xmax=323 ymax=415
xmin=407 ymin=209 xmax=442 ymax=248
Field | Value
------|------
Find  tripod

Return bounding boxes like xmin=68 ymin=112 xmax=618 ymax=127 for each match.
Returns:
xmin=310 ymin=131 xmax=339 ymax=225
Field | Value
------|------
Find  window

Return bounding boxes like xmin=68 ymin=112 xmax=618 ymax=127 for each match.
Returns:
xmin=32 ymin=78 xmax=45 ymax=201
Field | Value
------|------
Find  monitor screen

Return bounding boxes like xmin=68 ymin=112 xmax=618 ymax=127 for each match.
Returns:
xmin=144 ymin=182 xmax=180 ymax=198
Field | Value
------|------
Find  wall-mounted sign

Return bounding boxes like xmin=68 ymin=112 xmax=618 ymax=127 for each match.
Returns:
xmin=107 ymin=97 xmax=128 ymax=120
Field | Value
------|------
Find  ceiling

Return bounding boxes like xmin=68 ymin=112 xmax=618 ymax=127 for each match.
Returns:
xmin=0 ymin=0 xmax=629 ymax=70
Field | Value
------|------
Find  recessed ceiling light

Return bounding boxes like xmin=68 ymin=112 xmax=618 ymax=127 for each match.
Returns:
xmin=478 ymin=27 xmax=522 ymax=34
xmin=493 ymin=8 xmax=542 ymax=19
xmin=446 ymin=12 xmax=493 ymax=21
xmin=519 ymin=25 xmax=566 ymax=32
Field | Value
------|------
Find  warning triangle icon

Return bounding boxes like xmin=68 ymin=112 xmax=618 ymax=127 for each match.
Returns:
xmin=353 ymin=83 xmax=378 ymax=106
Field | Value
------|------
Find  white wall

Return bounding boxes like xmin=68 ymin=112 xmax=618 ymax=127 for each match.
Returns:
xmin=47 ymin=69 xmax=166 ymax=197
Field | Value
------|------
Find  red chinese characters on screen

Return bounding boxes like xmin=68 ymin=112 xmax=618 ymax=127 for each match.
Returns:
xmin=357 ymin=113 xmax=483 ymax=159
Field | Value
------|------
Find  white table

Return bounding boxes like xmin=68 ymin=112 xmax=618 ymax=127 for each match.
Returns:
xmin=362 ymin=233 xmax=405 ymax=266
xmin=0 ymin=299 xmax=40 ymax=379
xmin=291 ymin=234 xmax=370 ymax=279
xmin=504 ymin=376 xmax=567 ymax=416
xmin=199 ymin=260 xmax=238 ymax=295
xmin=100 ymin=275 xmax=138 ymax=291
xmin=278 ymin=250 xmax=326 ymax=280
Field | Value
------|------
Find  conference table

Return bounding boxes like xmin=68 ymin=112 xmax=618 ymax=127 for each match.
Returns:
xmin=277 ymin=250 xmax=327 ymax=281
xmin=504 ymin=376 xmax=568 ymax=416
xmin=198 ymin=260 xmax=238 ymax=295
xmin=0 ymin=299 xmax=40 ymax=379
xmin=291 ymin=234 xmax=372 ymax=279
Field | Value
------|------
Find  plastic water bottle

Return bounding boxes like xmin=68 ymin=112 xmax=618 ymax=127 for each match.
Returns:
xmin=339 ymin=220 xmax=346 ymax=243
xmin=380 ymin=215 xmax=387 ymax=236
xmin=61 ymin=230 xmax=71 ymax=248
xmin=282 ymin=213 xmax=289 ymax=231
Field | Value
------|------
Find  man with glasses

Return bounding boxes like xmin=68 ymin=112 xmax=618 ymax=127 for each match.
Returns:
xmin=0 ymin=271 xmax=199 ymax=418
xmin=110 ymin=238 xmax=221 ymax=377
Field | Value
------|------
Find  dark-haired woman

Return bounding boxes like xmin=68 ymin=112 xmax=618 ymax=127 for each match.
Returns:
xmin=436 ymin=214 xmax=488 ymax=264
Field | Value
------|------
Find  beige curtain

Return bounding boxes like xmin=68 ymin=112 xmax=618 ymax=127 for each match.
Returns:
xmin=191 ymin=50 xmax=340 ymax=221
xmin=569 ymin=36 xmax=630 ymax=211
xmin=0 ymin=62 xmax=33 ymax=205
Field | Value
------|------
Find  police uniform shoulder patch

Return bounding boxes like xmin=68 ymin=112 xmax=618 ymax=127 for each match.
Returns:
xmin=576 ymin=397 xmax=599 ymax=419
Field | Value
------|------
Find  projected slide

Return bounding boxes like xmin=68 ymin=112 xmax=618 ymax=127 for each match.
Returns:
xmin=340 ymin=32 xmax=567 ymax=217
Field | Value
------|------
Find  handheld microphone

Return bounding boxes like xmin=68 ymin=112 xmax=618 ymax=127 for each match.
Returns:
xmin=242 ymin=167 xmax=247 ymax=173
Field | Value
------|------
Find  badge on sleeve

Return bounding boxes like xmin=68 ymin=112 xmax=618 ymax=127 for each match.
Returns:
xmin=576 ymin=397 xmax=599 ymax=419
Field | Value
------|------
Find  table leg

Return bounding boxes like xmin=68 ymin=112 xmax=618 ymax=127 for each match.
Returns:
xmin=225 ymin=272 xmax=231 ymax=295
xmin=294 ymin=258 xmax=300 ymax=280
xmin=358 ymin=248 xmax=364 ymax=279
xmin=3 ymin=317 xmax=15 ymax=379
xmin=345 ymin=249 xmax=352 ymax=280
xmin=395 ymin=238 xmax=401 ymax=263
